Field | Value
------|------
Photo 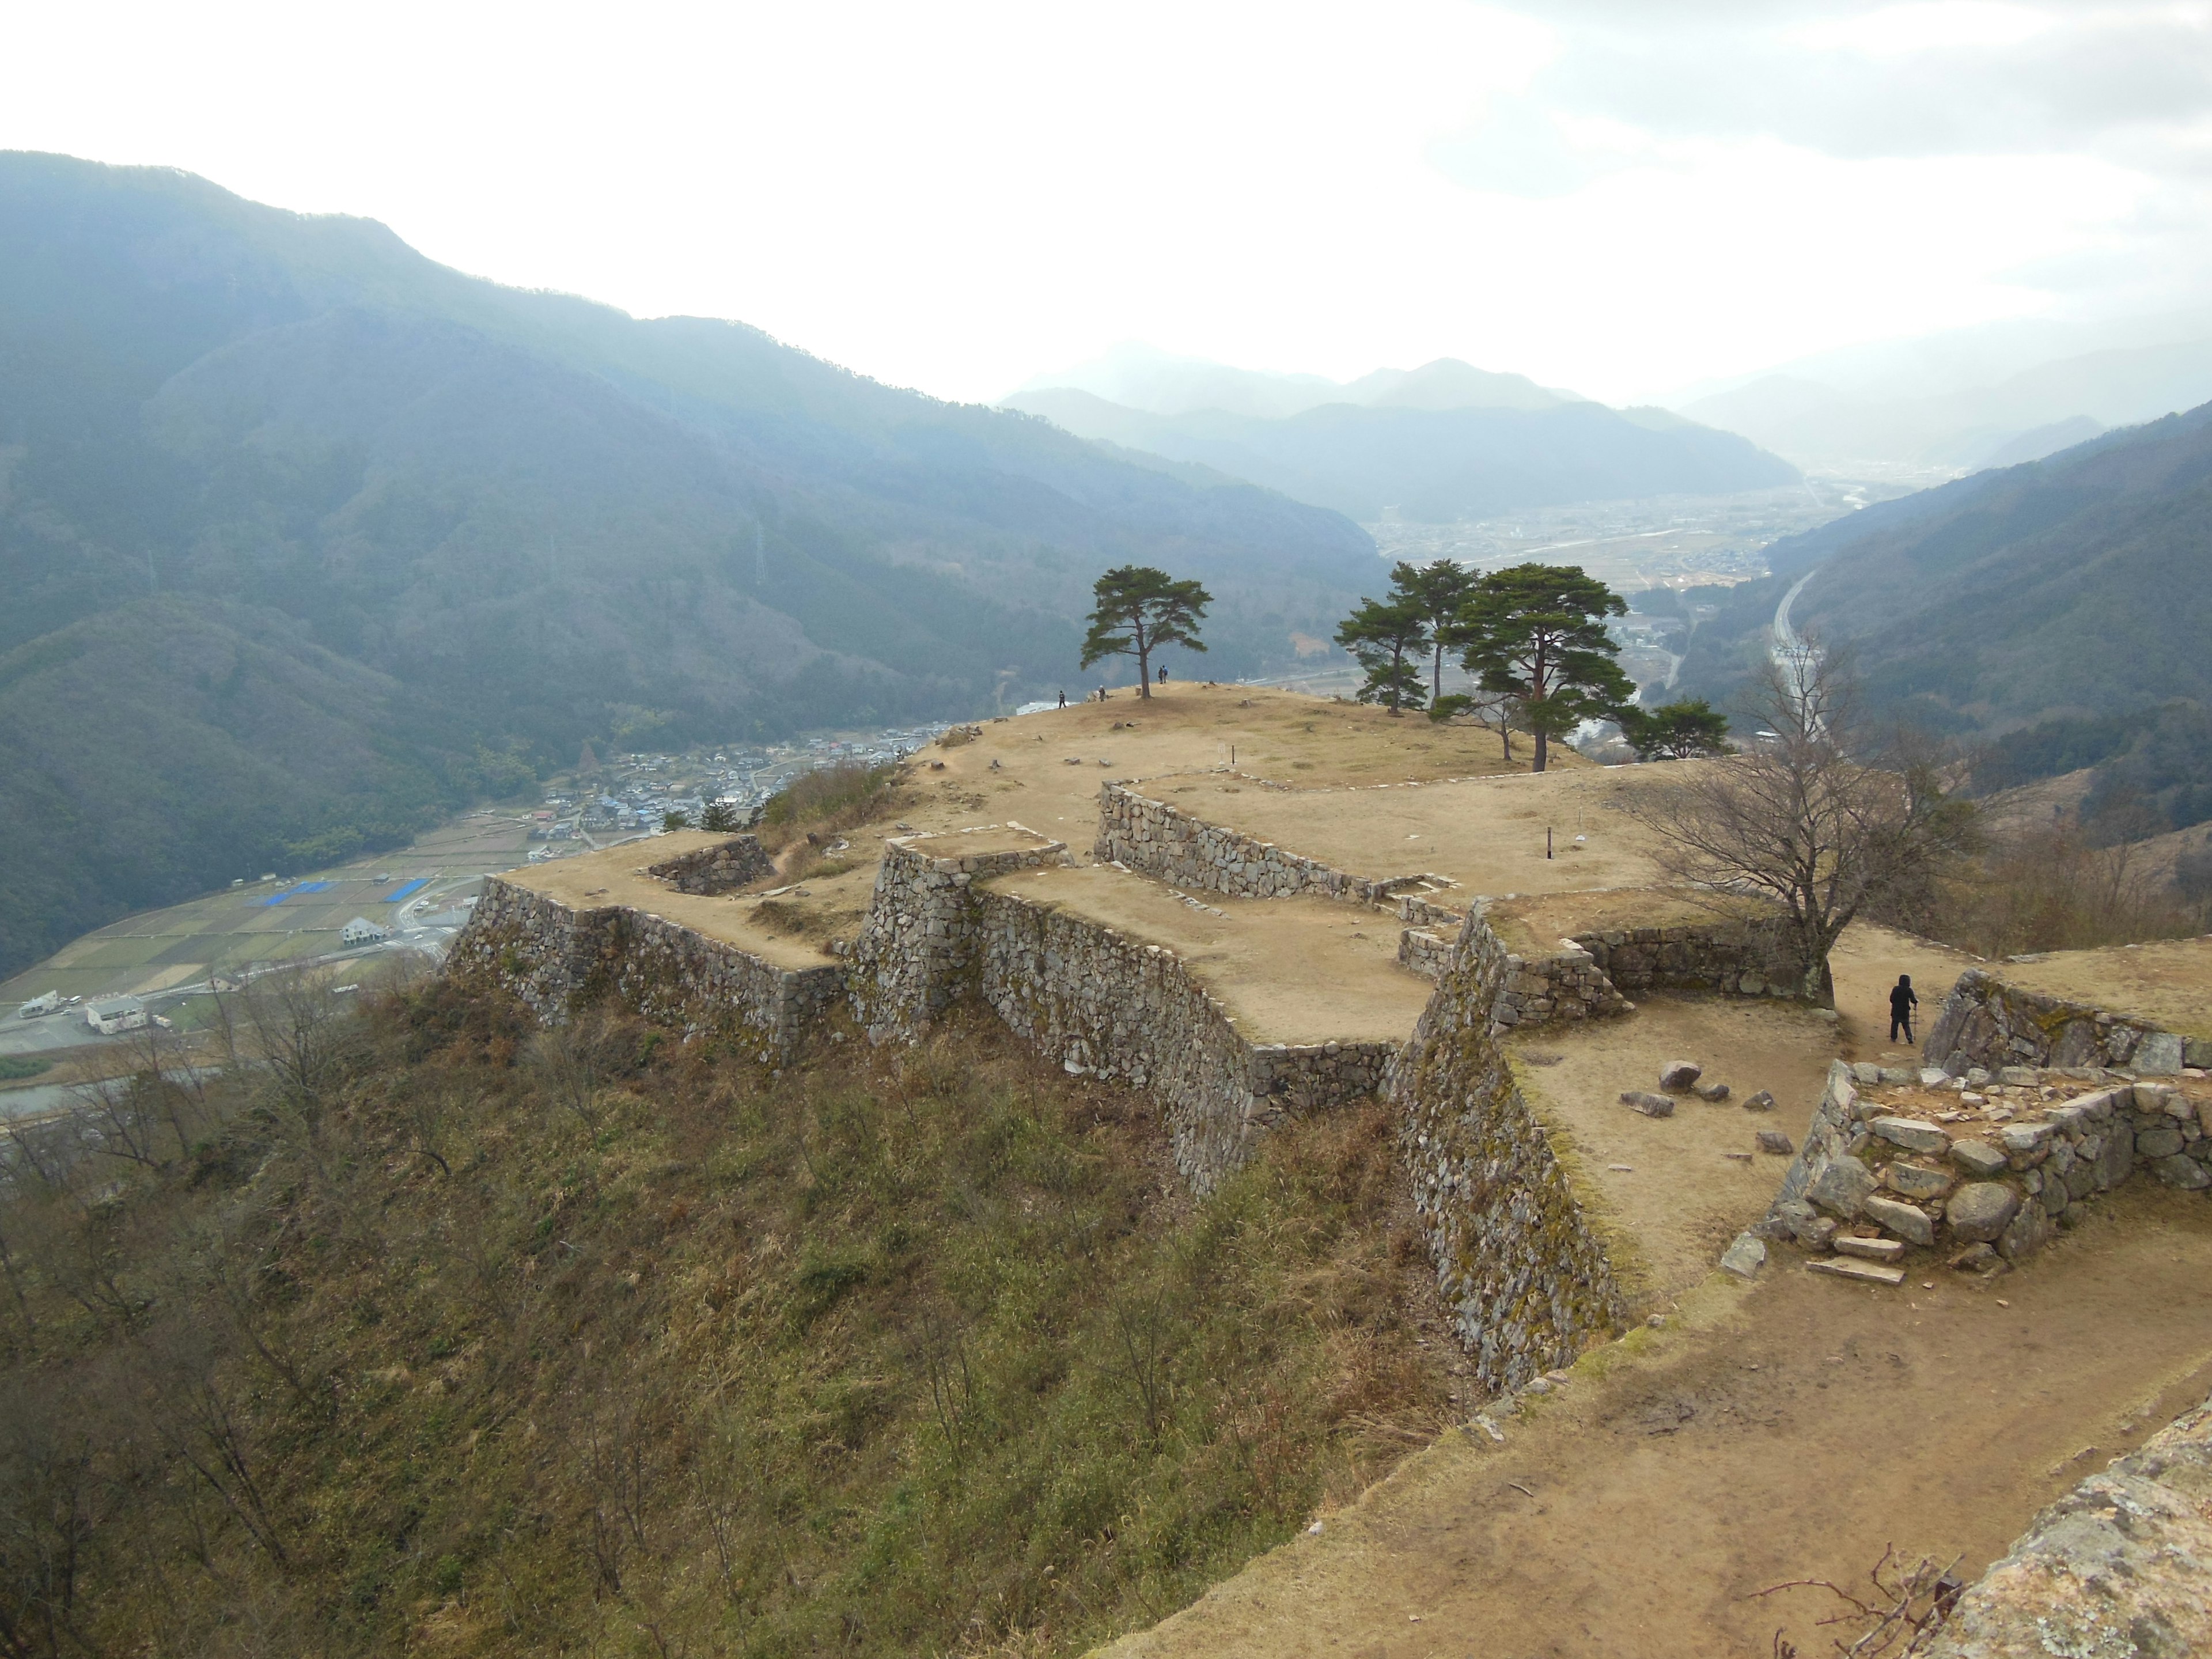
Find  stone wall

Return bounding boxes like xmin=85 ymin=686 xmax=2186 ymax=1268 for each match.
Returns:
xmin=1387 ymin=908 xmax=1626 ymax=1392
xmin=1488 ymin=934 xmax=1632 ymax=1027
xmin=1924 ymin=966 xmax=2202 ymax=1076
xmin=843 ymin=829 xmax=1071 ymax=1041
xmin=445 ymin=876 xmax=842 ymax=1061
xmin=1925 ymin=1388 xmax=2212 ymax=1658
xmin=972 ymin=889 xmax=1393 ymax=1191
xmin=645 ymin=835 xmax=776 ymax=895
xmin=1761 ymin=1065 xmax=2210 ymax=1266
xmin=446 ymin=877 xmax=624 ymax=1024
xmin=1094 ymin=783 xmax=1427 ymax=904
xmin=1570 ymin=915 xmax=1811 ymax=1002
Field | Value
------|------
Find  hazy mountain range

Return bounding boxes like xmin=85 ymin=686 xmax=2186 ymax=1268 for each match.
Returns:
xmin=1674 ymin=310 xmax=2212 ymax=472
xmin=1005 ymin=348 xmax=1797 ymax=522
xmin=0 ymin=152 xmax=1378 ymax=976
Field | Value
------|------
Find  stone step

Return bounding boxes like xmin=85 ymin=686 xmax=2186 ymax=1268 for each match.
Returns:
xmin=1832 ymin=1236 xmax=1905 ymax=1263
xmin=1807 ymin=1257 xmax=1907 ymax=1287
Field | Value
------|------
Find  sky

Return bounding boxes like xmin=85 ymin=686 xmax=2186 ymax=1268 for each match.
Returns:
xmin=3 ymin=1 xmax=2208 ymax=406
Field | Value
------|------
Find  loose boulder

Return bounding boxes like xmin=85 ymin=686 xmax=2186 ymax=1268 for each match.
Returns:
xmin=1695 ymin=1081 xmax=1731 ymax=1102
xmin=1741 ymin=1090 xmax=1776 ymax=1112
xmin=1755 ymin=1130 xmax=1795 ymax=1156
xmin=1659 ymin=1060 xmax=1703 ymax=1092
xmin=1621 ymin=1090 xmax=1676 ymax=1118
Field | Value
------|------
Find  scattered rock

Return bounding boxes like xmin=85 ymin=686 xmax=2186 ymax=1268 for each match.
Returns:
xmin=1851 ymin=1062 xmax=1882 ymax=1086
xmin=1878 ymin=1067 xmax=1915 ymax=1086
xmin=1833 ymin=1235 xmax=1904 ymax=1263
xmin=1883 ymin=1162 xmax=1953 ymax=1200
xmin=1872 ymin=1116 xmax=1949 ymax=1153
xmin=1950 ymin=1140 xmax=2009 ymax=1178
xmin=1918 ymin=1067 xmax=1952 ymax=1088
xmin=1695 ymin=1081 xmax=1731 ymax=1102
xmin=1720 ymin=1233 xmax=1767 ymax=1280
xmin=1808 ymin=1258 xmax=1906 ymax=1286
xmin=1741 ymin=1089 xmax=1776 ymax=1112
xmin=1808 ymin=1156 xmax=1877 ymax=1218
xmin=1861 ymin=1194 xmax=1936 ymax=1247
xmin=1946 ymin=1181 xmax=2021 ymax=1243
xmin=1620 ymin=1091 xmax=1676 ymax=1118
xmin=1755 ymin=1130 xmax=1794 ymax=1156
xmin=1947 ymin=1242 xmax=2000 ymax=1273
xmin=1658 ymin=1060 xmax=1703 ymax=1092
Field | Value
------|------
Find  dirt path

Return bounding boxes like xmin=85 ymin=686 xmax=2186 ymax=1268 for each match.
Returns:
xmin=1093 ymin=1185 xmax=2212 ymax=1659
xmin=1513 ymin=994 xmax=1841 ymax=1306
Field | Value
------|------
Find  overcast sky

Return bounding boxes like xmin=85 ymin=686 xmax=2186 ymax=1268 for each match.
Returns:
xmin=4 ymin=1 xmax=2206 ymax=405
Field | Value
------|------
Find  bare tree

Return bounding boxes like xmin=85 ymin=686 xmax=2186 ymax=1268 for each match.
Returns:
xmin=1621 ymin=653 xmax=1976 ymax=1004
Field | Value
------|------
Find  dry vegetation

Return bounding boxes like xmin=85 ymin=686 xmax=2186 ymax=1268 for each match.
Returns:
xmin=0 ymin=980 xmax=1449 ymax=1658
xmin=1906 ymin=820 xmax=2212 ymax=960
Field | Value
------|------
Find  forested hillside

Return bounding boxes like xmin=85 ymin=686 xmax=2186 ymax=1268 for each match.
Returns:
xmin=0 ymin=151 xmax=1379 ymax=976
xmin=1672 ymin=403 xmax=2212 ymax=834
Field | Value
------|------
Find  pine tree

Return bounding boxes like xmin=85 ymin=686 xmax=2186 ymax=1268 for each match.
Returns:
xmin=1618 ymin=698 xmax=1732 ymax=760
xmin=1448 ymin=564 xmax=1634 ymax=771
xmin=1335 ymin=597 xmax=1430 ymax=715
xmin=1080 ymin=567 xmax=1211 ymax=698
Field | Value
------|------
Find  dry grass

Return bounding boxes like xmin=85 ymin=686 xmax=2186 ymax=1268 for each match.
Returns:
xmin=0 ymin=989 xmax=1450 ymax=1659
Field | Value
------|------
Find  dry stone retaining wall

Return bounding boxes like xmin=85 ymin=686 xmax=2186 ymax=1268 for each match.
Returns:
xmin=446 ymin=877 xmax=842 ymax=1060
xmin=1924 ymin=965 xmax=2201 ymax=1076
xmin=1760 ymin=1064 xmax=2210 ymax=1264
xmin=843 ymin=830 xmax=1072 ymax=1041
xmin=1387 ymin=908 xmax=1626 ymax=1392
xmin=645 ymin=835 xmax=776 ymax=895
xmin=1570 ymin=915 xmax=1810 ymax=1002
xmin=1094 ymin=783 xmax=1427 ymax=904
xmin=972 ymin=889 xmax=1393 ymax=1190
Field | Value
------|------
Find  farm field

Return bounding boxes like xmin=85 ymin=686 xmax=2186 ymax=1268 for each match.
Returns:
xmin=0 ymin=812 xmax=539 ymax=1050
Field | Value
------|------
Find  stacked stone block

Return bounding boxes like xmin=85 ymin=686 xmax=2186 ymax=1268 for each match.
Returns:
xmin=645 ymin=835 xmax=776 ymax=895
xmin=972 ymin=889 xmax=1393 ymax=1191
xmin=1094 ymin=783 xmax=1427 ymax=904
xmin=446 ymin=877 xmax=839 ymax=1061
xmin=1762 ymin=1066 xmax=2210 ymax=1264
xmin=1570 ymin=917 xmax=1809 ymax=1001
xmin=843 ymin=830 xmax=1071 ymax=1041
xmin=1923 ymin=966 xmax=2199 ymax=1075
xmin=1387 ymin=906 xmax=1626 ymax=1392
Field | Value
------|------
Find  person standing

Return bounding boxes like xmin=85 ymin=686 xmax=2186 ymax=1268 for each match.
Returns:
xmin=1056 ymin=690 xmax=1066 ymax=709
xmin=1889 ymin=974 xmax=1918 ymax=1044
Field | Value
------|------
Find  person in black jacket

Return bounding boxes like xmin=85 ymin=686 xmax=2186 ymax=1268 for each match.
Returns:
xmin=1889 ymin=974 xmax=1918 ymax=1044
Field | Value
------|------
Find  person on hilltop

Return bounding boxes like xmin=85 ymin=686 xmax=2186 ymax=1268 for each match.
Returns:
xmin=1889 ymin=974 xmax=1918 ymax=1044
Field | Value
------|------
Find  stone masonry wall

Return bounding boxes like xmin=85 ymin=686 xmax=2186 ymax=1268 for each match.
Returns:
xmin=645 ymin=835 xmax=776 ymax=895
xmin=445 ymin=876 xmax=841 ymax=1061
xmin=843 ymin=830 xmax=1071 ymax=1041
xmin=1924 ymin=1387 xmax=2212 ymax=1658
xmin=1094 ymin=783 xmax=1427 ymax=904
xmin=1387 ymin=908 xmax=1626 ymax=1392
xmin=1760 ymin=1063 xmax=2210 ymax=1265
xmin=1571 ymin=915 xmax=1811 ymax=1001
xmin=1924 ymin=965 xmax=2203 ymax=1076
xmin=972 ymin=888 xmax=1394 ymax=1191
xmin=446 ymin=877 xmax=624 ymax=1024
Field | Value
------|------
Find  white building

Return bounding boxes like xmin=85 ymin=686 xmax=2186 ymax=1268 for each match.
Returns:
xmin=85 ymin=995 xmax=147 ymax=1035
xmin=340 ymin=916 xmax=392 ymax=946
